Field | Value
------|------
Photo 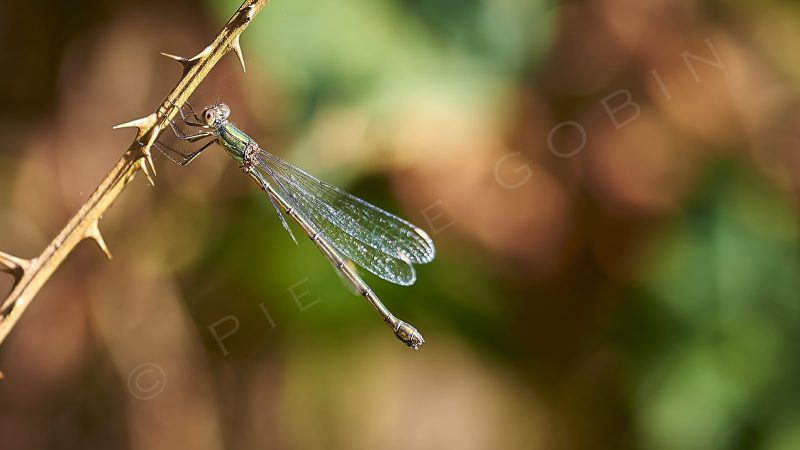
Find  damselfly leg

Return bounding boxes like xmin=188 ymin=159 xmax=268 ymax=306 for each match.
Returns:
xmin=153 ymin=102 xmax=216 ymax=166
xmin=154 ymin=140 xmax=216 ymax=166
xmin=168 ymin=101 xmax=214 ymax=141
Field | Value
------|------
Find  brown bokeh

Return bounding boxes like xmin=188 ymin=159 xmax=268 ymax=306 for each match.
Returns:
xmin=2 ymin=1 xmax=800 ymax=449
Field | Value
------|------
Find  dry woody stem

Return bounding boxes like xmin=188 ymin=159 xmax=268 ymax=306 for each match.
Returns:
xmin=0 ymin=0 xmax=269 ymax=347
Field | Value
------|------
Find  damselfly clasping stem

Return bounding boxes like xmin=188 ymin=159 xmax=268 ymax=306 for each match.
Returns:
xmin=155 ymin=102 xmax=436 ymax=349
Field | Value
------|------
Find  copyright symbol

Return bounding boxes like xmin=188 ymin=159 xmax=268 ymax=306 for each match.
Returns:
xmin=127 ymin=363 xmax=166 ymax=400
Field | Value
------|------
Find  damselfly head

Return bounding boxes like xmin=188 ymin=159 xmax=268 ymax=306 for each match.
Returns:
xmin=202 ymin=103 xmax=230 ymax=127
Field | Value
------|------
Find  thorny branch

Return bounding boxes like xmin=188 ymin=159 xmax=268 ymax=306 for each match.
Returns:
xmin=0 ymin=0 xmax=269 ymax=348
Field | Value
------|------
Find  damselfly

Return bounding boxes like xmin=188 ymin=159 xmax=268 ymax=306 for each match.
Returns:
xmin=154 ymin=103 xmax=435 ymax=349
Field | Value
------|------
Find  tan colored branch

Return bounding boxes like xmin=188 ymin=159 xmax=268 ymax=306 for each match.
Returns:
xmin=0 ymin=0 xmax=269 ymax=347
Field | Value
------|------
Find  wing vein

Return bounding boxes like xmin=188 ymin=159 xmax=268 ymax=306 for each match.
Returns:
xmin=256 ymin=150 xmax=435 ymax=264
xmin=252 ymin=149 xmax=423 ymax=286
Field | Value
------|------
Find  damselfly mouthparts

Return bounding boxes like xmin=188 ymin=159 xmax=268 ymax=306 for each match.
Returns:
xmin=154 ymin=103 xmax=435 ymax=350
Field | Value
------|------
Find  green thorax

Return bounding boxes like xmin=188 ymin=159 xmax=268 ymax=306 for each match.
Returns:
xmin=216 ymin=121 xmax=251 ymax=164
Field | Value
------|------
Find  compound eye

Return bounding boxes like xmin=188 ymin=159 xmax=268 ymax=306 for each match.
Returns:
xmin=204 ymin=111 xmax=214 ymax=123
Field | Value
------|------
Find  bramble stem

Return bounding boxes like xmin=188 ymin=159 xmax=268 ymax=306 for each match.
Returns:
xmin=0 ymin=0 xmax=269 ymax=347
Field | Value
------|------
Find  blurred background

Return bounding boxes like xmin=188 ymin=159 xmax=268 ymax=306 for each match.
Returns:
xmin=1 ymin=0 xmax=799 ymax=449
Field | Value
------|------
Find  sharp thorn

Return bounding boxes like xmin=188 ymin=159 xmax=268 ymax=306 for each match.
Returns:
xmin=141 ymin=148 xmax=157 ymax=178
xmin=189 ymin=45 xmax=213 ymax=63
xmin=160 ymin=52 xmax=194 ymax=76
xmin=113 ymin=113 xmax=158 ymax=137
xmin=160 ymin=52 xmax=191 ymax=67
xmin=140 ymin=124 xmax=161 ymax=177
xmin=0 ymin=250 xmax=31 ymax=284
xmin=0 ymin=251 xmax=30 ymax=274
xmin=146 ymin=152 xmax=157 ymax=178
xmin=86 ymin=221 xmax=112 ymax=260
xmin=230 ymin=35 xmax=246 ymax=73
xmin=163 ymin=46 xmax=209 ymax=63
xmin=115 ymin=113 xmax=159 ymax=181
xmin=138 ymin=158 xmax=156 ymax=187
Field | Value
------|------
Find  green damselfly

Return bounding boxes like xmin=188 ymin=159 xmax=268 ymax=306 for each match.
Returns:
xmin=154 ymin=103 xmax=434 ymax=349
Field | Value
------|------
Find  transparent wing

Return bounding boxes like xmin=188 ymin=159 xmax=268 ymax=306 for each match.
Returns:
xmin=298 ymin=199 xmax=418 ymax=286
xmin=251 ymin=149 xmax=435 ymax=286
xmin=254 ymin=149 xmax=435 ymax=264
